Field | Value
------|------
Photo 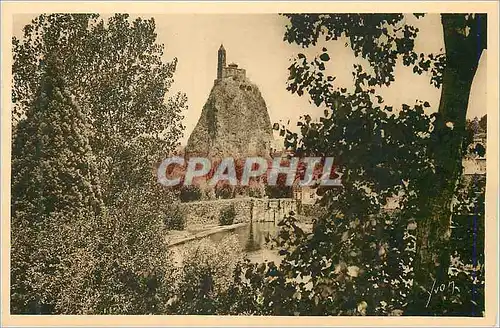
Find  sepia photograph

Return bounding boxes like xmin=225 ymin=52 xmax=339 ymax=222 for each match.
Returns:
xmin=1 ymin=1 xmax=498 ymax=326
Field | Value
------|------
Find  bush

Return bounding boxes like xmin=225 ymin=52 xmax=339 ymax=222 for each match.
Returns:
xmin=167 ymin=235 xmax=242 ymax=314
xmin=164 ymin=204 xmax=186 ymax=230
xmin=179 ymin=185 xmax=202 ymax=202
xmin=219 ymin=204 xmax=236 ymax=226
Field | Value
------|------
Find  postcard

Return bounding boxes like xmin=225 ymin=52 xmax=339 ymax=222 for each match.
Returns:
xmin=1 ymin=1 xmax=498 ymax=327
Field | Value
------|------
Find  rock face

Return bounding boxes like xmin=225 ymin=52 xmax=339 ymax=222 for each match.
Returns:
xmin=185 ymin=75 xmax=273 ymax=160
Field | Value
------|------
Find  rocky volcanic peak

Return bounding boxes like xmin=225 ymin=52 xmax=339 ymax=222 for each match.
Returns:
xmin=185 ymin=76 xmax=273 ymax=160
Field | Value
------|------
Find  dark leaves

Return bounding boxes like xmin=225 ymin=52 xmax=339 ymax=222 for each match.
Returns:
xmin=319 ymin=53 xmax=330 ymax=62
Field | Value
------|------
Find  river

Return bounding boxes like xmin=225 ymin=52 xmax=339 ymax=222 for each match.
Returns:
xmin=208 ymin=221 xmax=283 ymax=264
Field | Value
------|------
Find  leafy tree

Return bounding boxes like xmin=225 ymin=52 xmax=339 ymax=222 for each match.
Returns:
xmin=11 ymin=14 xmax=185 ymax=314
xmin=446 ymin=174 xmax=485 ymax=316
xmin=10 ymin=59 xmax=103 ymax=313
xmin=277 ymin=13 xmax=486 ymax=314
xmin=12 ymin=14 xmax=187 ymax=204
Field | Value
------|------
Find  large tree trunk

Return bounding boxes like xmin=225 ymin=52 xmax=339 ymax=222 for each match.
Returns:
xmin=408 ymin=14 xmax=487 ymax=315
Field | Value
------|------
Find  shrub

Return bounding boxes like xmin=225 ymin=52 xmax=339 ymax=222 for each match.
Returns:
xmin=167 ymin=235 xmax=242 ymax=314
xmin=179 ymin=185 xmax=202 ymax=202
xmin=164 ymin=204 xmax=186 ymax=231
xmin=219 ymin=204 xmax=236 ymax=226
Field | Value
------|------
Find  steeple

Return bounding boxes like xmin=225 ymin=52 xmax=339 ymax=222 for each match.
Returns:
xmin=217 ymin=44 xmax=226 ymax=79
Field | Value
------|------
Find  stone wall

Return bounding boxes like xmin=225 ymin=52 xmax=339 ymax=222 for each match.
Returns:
xmin=179 ymin=198 xmax=251 ymax=227
xmin=179 ymin=197 xmax=297 ymax=227
xmin=222 ymin=66 xmax=246 ymax=81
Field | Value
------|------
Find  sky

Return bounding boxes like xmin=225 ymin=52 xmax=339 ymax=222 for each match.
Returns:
xmin=13 ymin=14 xmax=487 ymax=145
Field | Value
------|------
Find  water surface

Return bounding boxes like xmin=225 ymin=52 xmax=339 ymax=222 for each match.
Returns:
xmin=209 ymin=221 xmax=283 ymax=264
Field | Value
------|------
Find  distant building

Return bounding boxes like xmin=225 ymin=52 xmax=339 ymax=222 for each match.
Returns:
xmin=463 ymin=131 xmax=486 ymax=176
xmin=216 ymin=44 xmax=246 ymax=81
xmin=463 ymin=158 xmax=486 ymax=176
xmin=293 ymin=185 xmax=321 ymax=205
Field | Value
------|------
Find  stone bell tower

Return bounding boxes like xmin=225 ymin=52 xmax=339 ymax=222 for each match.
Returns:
xmin=217 ymin=44 xmax=226 ymax=79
